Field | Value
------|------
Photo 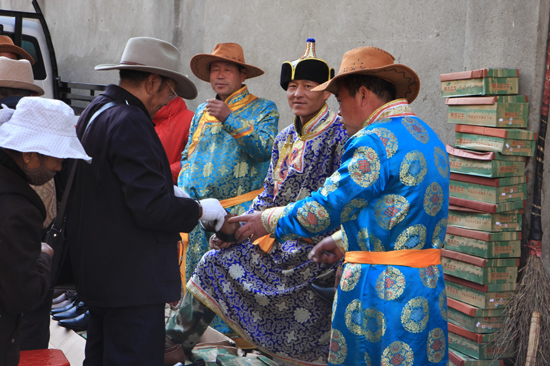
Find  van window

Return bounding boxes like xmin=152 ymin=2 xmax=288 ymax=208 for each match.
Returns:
xmin=21 ymin=35 xmax=46 ymax=80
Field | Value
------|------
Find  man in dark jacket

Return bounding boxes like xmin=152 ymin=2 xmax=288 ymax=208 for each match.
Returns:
xmin=67 ymin=37 xmax=227 ymax=366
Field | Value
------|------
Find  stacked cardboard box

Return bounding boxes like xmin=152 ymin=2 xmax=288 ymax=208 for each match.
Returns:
xmin=440 ymin=68 xmax=534 ymax=364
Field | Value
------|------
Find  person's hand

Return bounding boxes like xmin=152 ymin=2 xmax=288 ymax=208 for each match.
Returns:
xmin=206 ymin=99 xmax=231 ymax=122
xmin=41 ymin=242 xmax=54 ymax=258
xmin=335 ymin=266 xmax=343 ymax=289
xmin=209 ymin=234 xmax=235 ymax=250
xmin=199 ymin=198 xmax=227 ymax=232
xmin=308 ymin=235 xmax=344 ymax=264
xmin=228 ymin=211 xmax=267 ymax=242
xmin=174 ymin=186 xmax=190 ymax=198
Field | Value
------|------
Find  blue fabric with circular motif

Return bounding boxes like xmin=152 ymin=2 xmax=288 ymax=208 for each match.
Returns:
xmin=276 ymin=100 xmax=449 ymax=365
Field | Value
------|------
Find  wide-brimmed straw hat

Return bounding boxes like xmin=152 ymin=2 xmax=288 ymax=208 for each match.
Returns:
xmin=190 ymin=43 xmax=264 ymax=82
xmin=0 ymin=97 xmax=91 ymax=162
xmin=312 ymin=46 xmax=420 ymax=103
xmin=95 ymin=37 xmax=197 ymax=99
xmin=280 ymin=38 xmax=334 ymax=90
xmin=0 ymin=57 xmax=44 ymax=95
xmin=0 ymin=35 xmax=34 ymax=64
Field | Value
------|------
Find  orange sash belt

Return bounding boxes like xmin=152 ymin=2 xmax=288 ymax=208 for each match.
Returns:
xmin=220 ymin=188 xmax=263 ymax=208
xmin=345 ymin=249 xmax=441 ymax=268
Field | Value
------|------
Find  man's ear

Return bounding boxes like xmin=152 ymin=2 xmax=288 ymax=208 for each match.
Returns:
xmin=144 ymin=74 xmax=161 ymax=95
xmin=358 ymin=86 xmax=369 ymax=106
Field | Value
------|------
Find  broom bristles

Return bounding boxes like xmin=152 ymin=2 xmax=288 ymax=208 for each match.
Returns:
xmin=492 ymin=255 xmax=550 ymax=365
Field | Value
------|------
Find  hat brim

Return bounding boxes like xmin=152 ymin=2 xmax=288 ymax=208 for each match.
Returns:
xmin=0 ymin=45 xmax=34 ymax=65
xmin=312 ymin=64 xmax=420 ymax=104
xmin=190 ymin=54 xmax=264 ymax=82
xmin=0 ymin=80 xmax=44 ymax=96
xmin=0 ymin=120 xmax=91 ymax=162
xmin=95 ymin=64 xmax=198 ymax=100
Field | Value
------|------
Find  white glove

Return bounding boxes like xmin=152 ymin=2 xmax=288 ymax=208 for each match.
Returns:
xmin=173 ymin=186 xmax=190 ymax=198
xmin=199 ymin=198 xmax=227 ymax=232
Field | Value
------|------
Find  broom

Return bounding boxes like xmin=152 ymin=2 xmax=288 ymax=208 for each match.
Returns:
xmin=492 ymin=23 xmax=550 ymax=366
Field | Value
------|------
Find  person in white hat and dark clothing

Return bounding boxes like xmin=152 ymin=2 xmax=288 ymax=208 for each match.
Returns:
xmin=0 ymin=97 xmax=91 ymax=366
xmin=0 ymin=56 xmax=60 ymax=352
xmin=65 ymin=37 xmax=227 ymax=366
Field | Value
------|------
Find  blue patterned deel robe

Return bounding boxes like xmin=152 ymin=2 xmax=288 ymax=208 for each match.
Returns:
xmin=188 ymin=105 xmax=349 ymax=365
xmin=276 ymin=99 xmax=450 ymax=366
xmin=177 ymin=84 xmax=278 ymax=312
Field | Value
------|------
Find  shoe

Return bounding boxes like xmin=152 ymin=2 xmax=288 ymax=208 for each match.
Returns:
xmin=58 ymin=310 xmax=89 ymax=332
xmin=164 ymin=343 xmax=186 ymax=365
xmin=52 ymin=290 xmax=77 ymax=305
xmin=309 ymin=283 xmax=335 ymax=303
xmin=52 ymin=288 xmax=65 ymax=298
xmin=52 ymin=292 xmax=67 ymax=304
xmin=51 ymin=298 xmax=72 ymax=310
xmin=52 ymin=302 xmax=88 ymax=320
xmin=51 ymin=299 xmax=77 ymax=314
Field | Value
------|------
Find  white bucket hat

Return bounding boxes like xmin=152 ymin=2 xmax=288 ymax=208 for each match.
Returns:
xmin=95 ymin=37 xmax=197 ymax=99
xmin=0 ymin=97 xmax=91 ymax=162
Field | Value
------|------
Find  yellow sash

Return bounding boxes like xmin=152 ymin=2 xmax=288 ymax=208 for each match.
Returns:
xmin=345 ymin=249 xmax=441 ymax=268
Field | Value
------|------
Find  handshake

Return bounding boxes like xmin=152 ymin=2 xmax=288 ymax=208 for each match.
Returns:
xmin=198 ymin=198 xmax=227 ymax=232
xmin=174 ymin=187 xmax=239 ymax=241
xmin=199 ymin=199 xmax=241 ymax=243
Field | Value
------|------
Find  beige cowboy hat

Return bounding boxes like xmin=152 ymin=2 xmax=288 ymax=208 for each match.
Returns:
xmin=0 ymin=35 xmax=34 ymax=64
xmin=95 ymin=37 xmax=197 ymax=99
xmin=312 ymin=46 xmax=420 ymax=103
xmin=190 ymin=43 xmax=264 ymax=82
xmin=0 ymin=57 xmax=44 ymax=95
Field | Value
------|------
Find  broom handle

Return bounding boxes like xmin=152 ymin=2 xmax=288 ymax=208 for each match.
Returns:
xmin=525 ymin=311 xmax=541 ymax=366
xmin=528 ymin=27 xmax=550 ymax=255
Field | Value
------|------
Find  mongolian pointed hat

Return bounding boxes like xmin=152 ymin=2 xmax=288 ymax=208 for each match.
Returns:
xmin=280 ymin=38 xmax=334 ymax=90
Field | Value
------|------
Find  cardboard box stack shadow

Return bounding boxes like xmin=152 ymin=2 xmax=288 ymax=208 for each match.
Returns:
xmin=440 ymin=68 xmax=537 ymax=365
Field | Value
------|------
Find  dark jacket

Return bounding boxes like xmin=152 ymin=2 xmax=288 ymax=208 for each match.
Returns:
xmin=0 ymin=149 xmax=52 ymax=366
xmin=67 ymin=85 xmax=200 ymax=308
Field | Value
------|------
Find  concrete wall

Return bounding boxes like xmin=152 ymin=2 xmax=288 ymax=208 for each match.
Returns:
xmin=3 ymin=0 xmax=550 ymax=265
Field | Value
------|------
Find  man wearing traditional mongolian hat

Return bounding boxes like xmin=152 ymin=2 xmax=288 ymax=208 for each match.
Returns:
xmin=234 ymin=46 xmax=450 ymax=365
xmin=165 ymin=39 xmax=348 ymax=366
xmin=175 ymin=42 xmax=278 ymax=328
xmin=66 ymin=37 xmax=227 ymax=366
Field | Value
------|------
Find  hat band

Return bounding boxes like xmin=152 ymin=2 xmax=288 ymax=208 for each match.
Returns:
xmin=120 ymin=61 xmax=145 ymax=66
